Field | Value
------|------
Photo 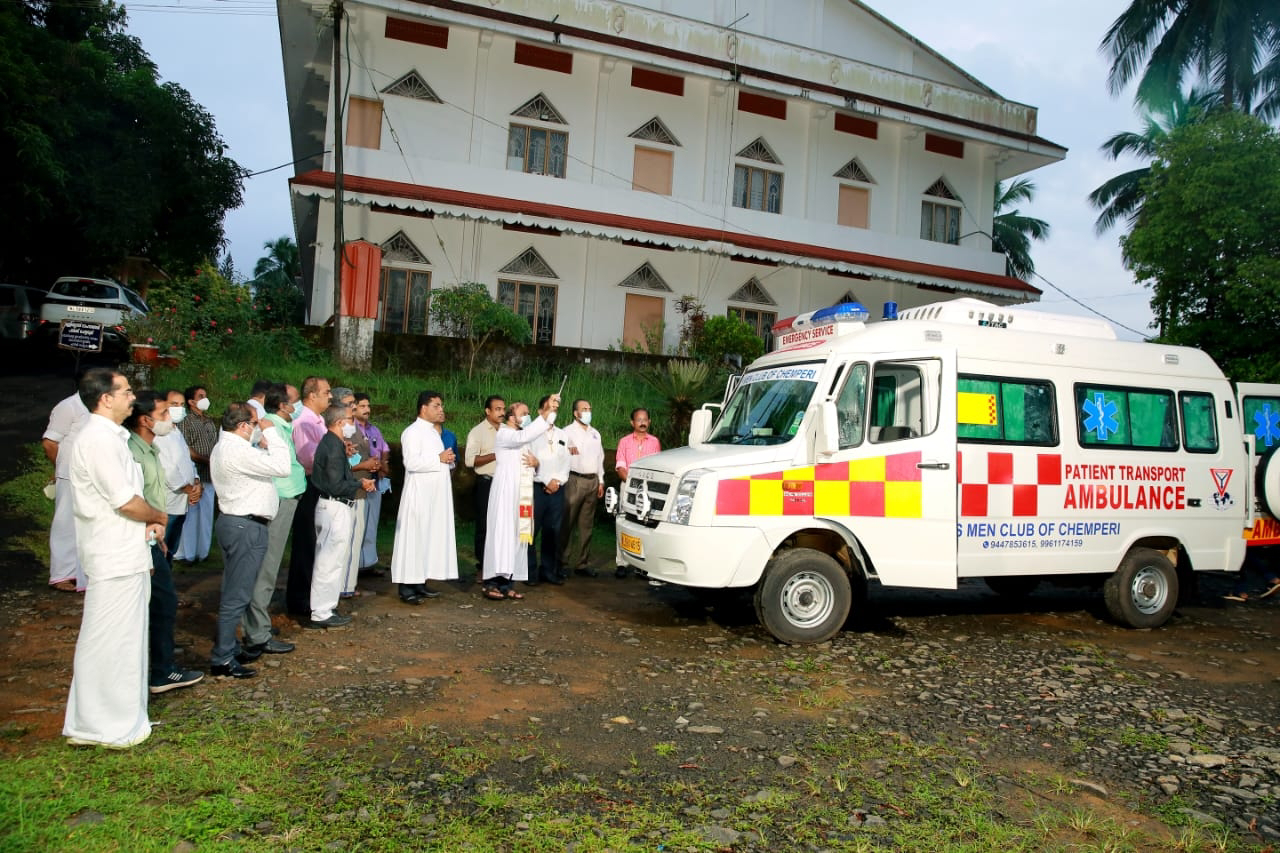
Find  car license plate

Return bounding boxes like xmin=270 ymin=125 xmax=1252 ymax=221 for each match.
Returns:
xmin=619 ymin=532 xmax=643 ymax=557
xmin=67 ymin=305 xmax=93 ymax=313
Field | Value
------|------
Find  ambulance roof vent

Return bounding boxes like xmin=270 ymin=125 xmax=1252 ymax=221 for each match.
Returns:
xmin=896 ymin=298 xmax=1118 ymax=341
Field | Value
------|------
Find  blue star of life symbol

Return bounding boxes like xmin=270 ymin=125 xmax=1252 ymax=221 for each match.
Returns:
xmin=1254 ymin=403 xmax=1280 ymax=448
xmin=1082 ymin=392 xmax=1119 ymax=441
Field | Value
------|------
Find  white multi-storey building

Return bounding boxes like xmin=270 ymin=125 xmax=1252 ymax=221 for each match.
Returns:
xmin=279 ymin=0 xmax=1064 ymax=349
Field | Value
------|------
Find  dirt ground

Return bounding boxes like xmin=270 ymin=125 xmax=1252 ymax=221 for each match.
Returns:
xmin=3 ymin=365 xmax=1279 ymax=846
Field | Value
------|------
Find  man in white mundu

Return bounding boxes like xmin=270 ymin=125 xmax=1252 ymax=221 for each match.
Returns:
xmin=481 ymin=394 xmax=560 ymax=600
xmin=63 ymin=368 xmax=167 ymax=748
xmin=43 ymin=388 xmax=89 ymax=591
xmin=390 ymin=390 xmax=458 ymax=605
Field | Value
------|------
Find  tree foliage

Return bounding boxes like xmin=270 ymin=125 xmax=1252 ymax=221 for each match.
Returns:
xmin=1088 ymin=87 xmax=1220 ymax=235
xmin=253 ymin=237 xmax=305 ymax=327
xmin=638 ymin=359 xmax=722 ymax=448
xmin=0 ymin=0 xmax=245 ymax=286
xmin=1100 ymin=0 xmax=1280 ymax=118
xmin=1121 ymin=111 xmax=1280 ymax=379
xmin=991 ymin=179 xmax=1050 ymax=281
xmin=428 ymin=282 xmax=532 ymax=378
xmin=691 ymin=314 xmax=766 ymax=367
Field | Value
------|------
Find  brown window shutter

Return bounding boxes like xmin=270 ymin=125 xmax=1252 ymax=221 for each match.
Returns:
xmin=384 ymin=17 xmax=449 ymax=49
xmin=630 ymin=67 xmax=685 ymax=96
xmin=737 ymin=91 xmax=787 ymax=120
xmin=515 ymin=42 xmax=573 ymax=74
xmin=924 ymin=133 xmax=964 ymax=158
xmin=835 ymin=113 xmax=878 ymax=139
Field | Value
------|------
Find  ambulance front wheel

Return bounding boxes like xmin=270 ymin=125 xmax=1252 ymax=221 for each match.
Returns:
xmin=1104 ymin=548 xmax=1178 ymax=629
xmin=754 ymin=549 xmax=852 ymax=645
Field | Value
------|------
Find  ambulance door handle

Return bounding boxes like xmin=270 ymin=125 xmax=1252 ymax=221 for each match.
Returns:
xmin=917 ymin=461 xmax=950 ymax=470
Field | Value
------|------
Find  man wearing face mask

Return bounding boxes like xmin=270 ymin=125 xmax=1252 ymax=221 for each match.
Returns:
xmin=285 ymin=375 xmax=331 ymax=618
xmin=209 ymin=403 xmax=291 ymax=678
xmin=614 ymin=408 xmax=661 ymax=578
xmin=332 ymin=388 xmax=378 ymax=599
xmin=560 ymin=399 xmax=605 ymax=579
xmin=482 ymin=394 xmax=560 ymax=600
xmin=308 ymin=404 xmax=375 ymax=628
xmin=157 ymin=389 xmax=202 ymax=561
xmin=126 ymin=391 xmax=205 ymax=694
xmin=175 ymin=385 xmax=219 ymax=563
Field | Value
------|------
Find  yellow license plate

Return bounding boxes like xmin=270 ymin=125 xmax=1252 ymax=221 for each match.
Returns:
xmin=618 ymin=532 xmax=643 ymax=557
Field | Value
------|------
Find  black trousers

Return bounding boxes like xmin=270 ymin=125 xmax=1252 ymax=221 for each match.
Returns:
xmin=528 ymin=486 xmax=565 ymax=580
xmin=148 ymin=540 xmax=177 ymax=674
xmin=285 ymin=481 xmax=319 ymax=615
xmin=472 ymin=475 xmax=492 ymax=572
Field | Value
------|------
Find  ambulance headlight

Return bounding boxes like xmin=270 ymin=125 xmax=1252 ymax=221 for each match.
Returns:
xmin=669 ymin=468 xmax=710 ymax=525
xmin=603 ymin=486 xmax=619 ymax=515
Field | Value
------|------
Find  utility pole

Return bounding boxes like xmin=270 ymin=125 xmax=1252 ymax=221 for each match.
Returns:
xmin=331 ymin=0 xmax=345 ymax=365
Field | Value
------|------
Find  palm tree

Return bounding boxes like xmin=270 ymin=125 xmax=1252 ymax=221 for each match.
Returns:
xmin=1087 ymin=87 xmax=1219 ymax=235
xmin=252 ymin=236 xmax=304 ymax=326
xmin=991 ymin=179 xmax=1050 ymax=281
xmin=253 ymin=236 xmax=300 ymax=286
xmin=1100 ymin=0 xmax=1280 ymax=115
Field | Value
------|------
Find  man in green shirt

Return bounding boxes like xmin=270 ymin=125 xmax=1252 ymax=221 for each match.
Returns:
xmin=126 ymin=391 xmax=204 ymax=694
xmin=238 ymin=383 xmax=304 ymax=659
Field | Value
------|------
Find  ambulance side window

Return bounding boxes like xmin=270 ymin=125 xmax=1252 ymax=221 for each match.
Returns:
xmin=871 ymin=359 xmax=940 ymax=442
xmin=1241 ymin=396 xmax=1280 ymax=453
xmin=1074 ymin=384 xmax=1178 ymax=451
xmin=957 ymin=375 xmax=1057 ymax=445
xmin=834 ymin=363 xmax=868 ymax=449
xmin=1179 ymin=392 xmax=1218 ymax=453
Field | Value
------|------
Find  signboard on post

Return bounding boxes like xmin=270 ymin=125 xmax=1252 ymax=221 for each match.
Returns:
xmin=57 ymin=320 xmax=104 ymax=353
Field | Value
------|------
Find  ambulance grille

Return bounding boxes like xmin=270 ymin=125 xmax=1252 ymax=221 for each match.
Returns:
xmin=621 ymin=473 xmax=672 ymax=524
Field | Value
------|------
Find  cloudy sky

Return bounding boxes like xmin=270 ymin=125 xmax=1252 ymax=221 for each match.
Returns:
xmin=123 ymin=0 xmax=1156 ymax=339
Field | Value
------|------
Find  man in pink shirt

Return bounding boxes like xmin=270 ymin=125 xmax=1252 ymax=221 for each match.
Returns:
xmin=286 ymin=376 xmax=331 ymax=617
xmin=614 ymin=407 xmax=661 ymax=578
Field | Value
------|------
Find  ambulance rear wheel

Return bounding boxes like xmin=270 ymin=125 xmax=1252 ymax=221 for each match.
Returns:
xmin=754 ymin=549 xmax=851 ymax=645
xmin=1104 ymin=548 xmax=1178 ymax=629
xmin=1257 ymin=449 xmax=1280 ymax=518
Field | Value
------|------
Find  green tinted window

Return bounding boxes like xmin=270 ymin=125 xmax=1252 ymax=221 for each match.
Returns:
xmin=1242 ymin=396 xmax=1280 ymax=453
xmin=957 ymin=376 xmax=1056 ymax=445
xmin=1076 ymin=385 xmax=1177 ymax=450
xmin=1179 ymin=393 xmax=1218 ymax=452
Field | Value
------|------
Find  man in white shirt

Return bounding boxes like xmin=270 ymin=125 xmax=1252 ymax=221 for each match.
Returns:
xmin=464 ymin=396 xmax=504 ymax=580
xmin=63 ymin=368 xmax=167 ymax=749
xmin=528 ymin=394 xmax=572 ymax=586
xmin=209 ymin=402 xmax=291 ymax=678
xmin=157 ymin=388 xmax=202 ymax=559
xmin=560 ymin=398 xmax=606 ymax=579
xmin=42 ymin=386 xmax=90 ymax=591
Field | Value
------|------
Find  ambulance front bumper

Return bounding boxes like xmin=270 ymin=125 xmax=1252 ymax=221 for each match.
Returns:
xmin=615 ymin=518 xmax=768 ymax=588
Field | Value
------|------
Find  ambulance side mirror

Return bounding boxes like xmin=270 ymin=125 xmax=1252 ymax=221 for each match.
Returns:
xmin=816 ymin=401 xmax=839 ymax=455
xmin=689 ymin=409 xmax=712 ymax=448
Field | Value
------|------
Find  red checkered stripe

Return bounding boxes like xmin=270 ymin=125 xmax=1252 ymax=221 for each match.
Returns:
xmin=958 ymin=451 xmax=1062 ymax=518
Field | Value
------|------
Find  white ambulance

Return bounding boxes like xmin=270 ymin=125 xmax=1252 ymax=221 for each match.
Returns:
xmin=614 ymin=298 xmax=1280 ymax=644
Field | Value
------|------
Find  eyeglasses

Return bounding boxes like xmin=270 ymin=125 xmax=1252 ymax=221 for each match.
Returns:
xmin=108 ymin=388 xmax=135 ymax=398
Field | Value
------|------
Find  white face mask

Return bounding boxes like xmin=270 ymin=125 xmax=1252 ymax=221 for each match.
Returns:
xmin=546 ymin=410 xmax=557 ymax=426
xmin=579 ymin=411 xmax=592 ymax=426
xmin=151 ymin=419 xmax=174 ymax=436
xmin=249 ymin=426 xmax=263 ymax=445
xmin=169 ymin=406 xmax=186 ymax=424
xmin=342 ymin=423 xmax=357 ymax=438
xmin=518 ymin=414 xmax=532 ymax=429
xmin=195 ymin=397 xmax=211 ymax=412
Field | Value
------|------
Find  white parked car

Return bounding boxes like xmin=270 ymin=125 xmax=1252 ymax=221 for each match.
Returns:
xmin=40 ymin=276 xmax=149 ymax=328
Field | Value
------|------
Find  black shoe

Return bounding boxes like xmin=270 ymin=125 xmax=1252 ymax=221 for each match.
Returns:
xmin=236 ymin=645 xmax=264 ymax=663
xmin=523 ymin=579 xmax=539 ymax=587
xmin=359 ymin=564 xmax=387 ymax=577
xmin=615 ymin=566 xmax=629 ymax=579
xmin=575 ymin=567 xmax=598 ymax=578
xmin=149 ymin=667 xmax=204 ymax=694
xmin=541 ymin=573 xmax=564 ymax=586
xmin=417 ymin=585 xmax=442 ymax=599
xmin=399 ymin=593 xmax=424 ymax=605
xmin=307 ymin=613 xmax=353 ymax=629
xmin=210 ymin=661 xmax=256 ymax=679
xmin=244 ymin=638 xmax=295 ymax=656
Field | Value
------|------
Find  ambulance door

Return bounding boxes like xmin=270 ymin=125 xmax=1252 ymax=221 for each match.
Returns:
xmin=822 ymin=350 xmax=958 ymax=589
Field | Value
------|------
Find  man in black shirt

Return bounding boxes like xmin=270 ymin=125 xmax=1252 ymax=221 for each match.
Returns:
xmin=308 ymin=404 xmax=375 ymax=628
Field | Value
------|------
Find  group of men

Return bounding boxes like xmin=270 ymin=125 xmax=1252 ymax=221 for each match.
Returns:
xmin=464 ymin=397 xmax=661 ymax=590
xmin=51 ymin=369 xmax=392 ymax=748
xmin=50 ymin=367 xmax=660 ymax=749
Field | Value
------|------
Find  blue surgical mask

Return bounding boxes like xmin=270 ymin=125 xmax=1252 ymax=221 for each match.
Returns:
xmin=519 ymin=414 xmax=532 ymax=429
xmin=348 ymin=453 xmax=361 ymax=467
xmin=579 ymin=411 xmax=592 ymax=426
xmin=292 ymin=400 xmax=303 ymax=417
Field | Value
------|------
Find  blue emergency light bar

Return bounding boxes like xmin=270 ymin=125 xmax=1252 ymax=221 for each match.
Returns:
xmin=771 ymin=301 xmax=870 ymax=336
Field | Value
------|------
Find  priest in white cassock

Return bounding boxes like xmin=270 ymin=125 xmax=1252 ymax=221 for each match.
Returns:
xmin=482 ymin=394 xmax=560 ymax=600
xmin=390 ymin=390 xmax=457 ymax=605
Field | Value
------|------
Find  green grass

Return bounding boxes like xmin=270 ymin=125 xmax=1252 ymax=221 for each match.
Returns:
xmin=0 ymin=445 xmax=55 ymax=563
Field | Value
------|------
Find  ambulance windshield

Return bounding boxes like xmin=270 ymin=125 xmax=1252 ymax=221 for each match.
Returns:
xmin=706 ymin=364 xmax=821 ymax=445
